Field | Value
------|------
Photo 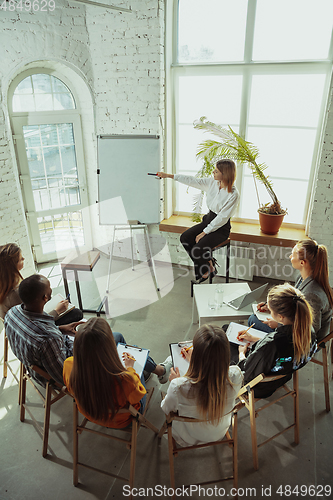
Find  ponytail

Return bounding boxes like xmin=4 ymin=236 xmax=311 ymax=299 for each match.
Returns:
xmin=267 ymin=283 xmax=313 ymax=364
xmin=292 ymin=296 xmax=312 ymax=364
xmin=297 ymin=239 xmax=333 ymax=308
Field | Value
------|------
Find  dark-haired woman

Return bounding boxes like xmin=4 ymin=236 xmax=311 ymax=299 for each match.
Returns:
xmin=157 ymin=159 xmax=239 ymax=283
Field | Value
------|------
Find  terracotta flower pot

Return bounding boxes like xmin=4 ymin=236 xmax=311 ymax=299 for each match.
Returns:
xmin=258 ymin=212 xmax=285 ymax=235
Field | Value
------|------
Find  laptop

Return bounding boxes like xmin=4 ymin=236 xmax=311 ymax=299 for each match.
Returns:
xmin=224 ymin=283 xmax=268 ymax=310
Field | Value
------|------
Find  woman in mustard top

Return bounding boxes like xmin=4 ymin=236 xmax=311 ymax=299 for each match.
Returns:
xmin=63 ymin=318 xmax=146 ymax=428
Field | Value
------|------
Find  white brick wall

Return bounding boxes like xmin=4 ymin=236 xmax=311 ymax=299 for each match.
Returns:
xmin=0 ymin=0 xmax=332 ymax=286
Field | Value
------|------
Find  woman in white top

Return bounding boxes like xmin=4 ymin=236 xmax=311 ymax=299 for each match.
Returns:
xmin=161 ymin=324 xmax=243 ymax=447
xmin=157 ymin=160 xmax=239 ymax=282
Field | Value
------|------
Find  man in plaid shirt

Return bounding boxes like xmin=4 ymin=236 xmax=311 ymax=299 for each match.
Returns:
xmin=4 ymin=274 xmax=82 ymax=387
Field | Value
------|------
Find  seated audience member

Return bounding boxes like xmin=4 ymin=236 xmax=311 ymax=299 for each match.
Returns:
xmin=5 ymin=274 xmax=170 ymax=387
xmin=64 ymin=318 xmax=147 ymax=427
xmin=234 ymin=283 xmax=317 ymax=398
xmin=0 ymin=243 xmax=83 ymax=325
xmin=248 ymin=240 xmax=333 ymax=341
xmin=161 ymin=325 xmax=243 ymax=447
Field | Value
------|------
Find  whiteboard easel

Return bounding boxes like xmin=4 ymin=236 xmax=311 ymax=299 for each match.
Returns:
xmin=106 ymin=224 xmax=160 ymax=293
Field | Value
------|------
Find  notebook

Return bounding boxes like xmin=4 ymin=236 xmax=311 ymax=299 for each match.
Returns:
xmin=169 ymin=340 xmax=193 ymax=377
xmin=226 ymin=322 xmax=269 ymax=346
xmin=117 ymin=343 xmax=149 ymax=378
xmin=44 ymin=293 xmax=76 ymax=318
xmin=252 ymin=303 xmax=273 ymax=322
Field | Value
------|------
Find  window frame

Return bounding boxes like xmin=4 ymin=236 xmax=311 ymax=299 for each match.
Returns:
xmin=9 ymin=68 xmax=92 ymax=263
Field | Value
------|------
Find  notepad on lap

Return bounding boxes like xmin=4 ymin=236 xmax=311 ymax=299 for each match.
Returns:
xmin=117 ymin=343 xmax=149 ymax=378
xmin=44 ymin=293 xmax=76 ymax=318
xmin=252 ymin=303 xmax=273 ymax=322
xmin=169 ymin=341 xmax=193 ymax=377
xmin=226 ymin=322 xmax=268 ymax=346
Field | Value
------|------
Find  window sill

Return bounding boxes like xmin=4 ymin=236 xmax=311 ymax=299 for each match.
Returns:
xmin=159 ymin=215 xmax=307 ymax=248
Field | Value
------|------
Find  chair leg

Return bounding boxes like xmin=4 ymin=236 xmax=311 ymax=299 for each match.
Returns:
xmin=73 ymin=401 xmax=79 ymax=486
xmin=3 ymin=332 xmax=8 ymax=378
xmin=19 ymin=364 xmax=26 ymax=422
xmin=293 ymin=371 xmax=300 ymax=444
xmin=232 ymin=413 xmax=238 ymax=495
xmin=249 ymin=390 xmax=258 ymax=470
xmin=42 ymin=382 xmax=52 ymax=458
xmin=167 ymin=423 xmax=176 ymax=497
xmin=129 ymin=419 xmax=138 ymax=498
xmin=322 ymin=346 xmax=330 ymax=412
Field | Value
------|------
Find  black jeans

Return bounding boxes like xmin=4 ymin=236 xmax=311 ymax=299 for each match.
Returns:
xmin=180 ymin=212 xmax=231 ymax=280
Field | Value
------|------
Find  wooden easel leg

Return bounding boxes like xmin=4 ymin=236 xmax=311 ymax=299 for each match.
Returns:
xmin=73 ymin=401 xmax=79 ymax=486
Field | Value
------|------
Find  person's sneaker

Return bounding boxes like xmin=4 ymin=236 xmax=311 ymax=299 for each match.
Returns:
xmin=158 ymin=355 xmax=173 ymax=384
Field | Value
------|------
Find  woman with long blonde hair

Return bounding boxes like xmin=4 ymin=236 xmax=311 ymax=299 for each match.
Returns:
xmin=161 ymin=325 xmax=243 ymax=447
xmin=63 ymin=317 xmax=147 ymax=427
xmin=249 ymin=239 xmax=332 ymax=341
xmin=237 ymin=283 xmax=316 ymax=398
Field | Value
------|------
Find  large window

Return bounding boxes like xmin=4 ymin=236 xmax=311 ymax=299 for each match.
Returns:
xmin=172 ymin=0 xmax=333 ymax=225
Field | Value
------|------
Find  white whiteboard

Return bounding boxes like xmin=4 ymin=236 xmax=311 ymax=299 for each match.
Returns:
xmin=97 ymin=135 xmax=162 ymax=225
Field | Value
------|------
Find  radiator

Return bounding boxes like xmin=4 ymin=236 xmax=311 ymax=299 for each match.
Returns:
xmin=214 ymin=245 xmax=256 ymax=281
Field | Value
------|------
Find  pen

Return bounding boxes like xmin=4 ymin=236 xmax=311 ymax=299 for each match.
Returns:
xmin=237 ymin=323 xmax=255 ymax=341
xmin=66 ymin=293 xmax=70 ymax=301
xmin=147 ymin=173 xmax=158 ymax=176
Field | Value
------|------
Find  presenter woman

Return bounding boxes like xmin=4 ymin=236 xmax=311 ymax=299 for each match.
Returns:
xmin=157 ymin=159 xmax=239 ymax=283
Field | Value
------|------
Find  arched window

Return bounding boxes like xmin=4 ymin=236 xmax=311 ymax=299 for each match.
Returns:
xmin=169 ymin=0 xmax=333 ymax=226
xmin=9 ymin=70 xmax=91 ymax=263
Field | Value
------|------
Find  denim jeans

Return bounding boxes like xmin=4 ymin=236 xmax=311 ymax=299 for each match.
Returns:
xmin=247 ymin=314 xmax=274 ymax=334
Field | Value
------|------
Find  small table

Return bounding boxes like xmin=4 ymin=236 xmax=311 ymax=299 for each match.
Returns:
xmin=61 ymin=250 xmax=107 ymax=315
xmin=192 ymin=282 xmax=253 ymax=327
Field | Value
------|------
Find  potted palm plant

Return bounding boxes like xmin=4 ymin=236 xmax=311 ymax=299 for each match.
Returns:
xmin=193 ymin=117 xmax=287 ymax=235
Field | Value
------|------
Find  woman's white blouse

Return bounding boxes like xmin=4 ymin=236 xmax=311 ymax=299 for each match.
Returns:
xmin=161 ymin=365 xmax=243 ymax=447
xmin=174 ymin=174 xmax=239 ymax=234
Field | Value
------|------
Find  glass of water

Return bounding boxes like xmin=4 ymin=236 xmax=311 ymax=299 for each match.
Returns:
xmin=208 ymin=295 xmax=218 ymax=310
xmin=215 ymin=285 xmax=224 ymax=308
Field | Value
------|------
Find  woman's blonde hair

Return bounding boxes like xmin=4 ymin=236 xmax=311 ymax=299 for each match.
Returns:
xmin=69 ymin=318 xmax=131 ymax=422
xmin=296 ymin=239 xmax=333 ymax=308
xmin=185 ymin=324 xmax=231 ymax=423
xmin=0 ymin=243 xmax=23 ymax=304
xmin=267 ymin=283 xmax=313 ymax=364
xmin=216 ymin=159 xmax=236 ymax=193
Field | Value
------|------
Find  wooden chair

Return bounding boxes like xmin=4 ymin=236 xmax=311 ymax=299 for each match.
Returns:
xmin=73 ymin=387 xmax=158 ymax=495
xmin=158 ymin=410 xmax=238 ymax=499
xmin=309 ymin=326 xmax=333 ymax=412
xmin=191 ymin=238 xmax=231 ymax=297
xmin=237 ymin=371 xmax=300 ymax=470
xmin=1 ymin=317 xmax=20 ymax=385
xmin=157 ymin=375 xmax=261 ymax=499
xmin=19 ymin=363 xmax=69 ymax=457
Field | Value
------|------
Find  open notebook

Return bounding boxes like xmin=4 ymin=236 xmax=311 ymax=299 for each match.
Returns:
xmin=169 ymin=340 xmax=193 ymax=377
xmin=44 ymin=293 xmax=75 ymax=318
xmin=226 ymin=322 xmax=269 ymax=346
xmin=117 ymin=343 xmax=149 ymax=378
